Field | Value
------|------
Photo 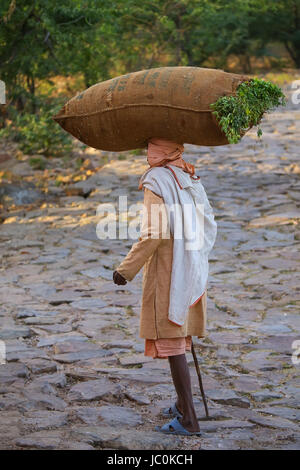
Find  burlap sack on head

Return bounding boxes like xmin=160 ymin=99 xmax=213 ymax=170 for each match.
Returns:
xmin=53 ymin=66 xmax=250 ymax=152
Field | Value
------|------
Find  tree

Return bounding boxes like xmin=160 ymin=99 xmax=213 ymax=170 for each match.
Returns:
xmin=0 ymin=0 xmax=116 ymax=113
xmin=109 ymin=0 xmax=210 ymax=72
xmin=250 ymin=0 xmax=300 ymax=68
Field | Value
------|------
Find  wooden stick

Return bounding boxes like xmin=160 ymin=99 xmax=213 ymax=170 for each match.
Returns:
xmin=191 ymin=340 xmax=209 ymax=419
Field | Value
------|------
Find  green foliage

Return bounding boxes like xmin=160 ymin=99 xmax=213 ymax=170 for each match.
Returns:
xmin=0 ymin=0 xmax=122 ymax=157
xmin=0 ymin=0 xmax=114 ymax=88
xmin=181 ymin=0 xmax=300 ymax=71
xmin=0 ymin=0 xmax=297 ymax=156
xmin=75 ymin=157 xmax=84 ymax=169
xmin=0 ymin=99 xmax=73 ymax=156
xmin=210 ymin=78 xmax=286 ymax=144
xmin=29 ymin=157 xmax=47 ymax=170
xmin=130 ymin=149 xmax=144 ymax=156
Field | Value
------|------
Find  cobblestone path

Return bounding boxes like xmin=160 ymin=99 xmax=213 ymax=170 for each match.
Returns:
xmin=0 ymin=83 xmax=299 ymax=450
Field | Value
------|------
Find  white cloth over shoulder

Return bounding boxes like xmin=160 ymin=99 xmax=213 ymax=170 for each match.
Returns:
xmin=140 ymin=165 xmax=217 ymax=326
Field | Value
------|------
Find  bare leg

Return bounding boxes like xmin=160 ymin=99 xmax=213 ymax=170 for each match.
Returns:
xmin=168 ymin=354 xmax=200 ymax=432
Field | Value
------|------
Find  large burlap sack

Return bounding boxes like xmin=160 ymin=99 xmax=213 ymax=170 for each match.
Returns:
xmin=53 ymin=66 xmax=250 ymax=151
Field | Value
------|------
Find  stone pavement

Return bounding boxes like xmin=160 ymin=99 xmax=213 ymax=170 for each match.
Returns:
xmin=0 ymin=82 xmax=299 ymax=450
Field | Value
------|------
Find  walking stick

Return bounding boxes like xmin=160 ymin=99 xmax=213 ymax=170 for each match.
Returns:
xmin=191 ymin=340 xmax=209 ymax=419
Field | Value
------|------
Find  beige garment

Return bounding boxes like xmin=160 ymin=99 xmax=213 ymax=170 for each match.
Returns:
xmin=145 ymin=336 xmax=192 ymax=359
xmin=116 ymin=187 xmax=207 ymax=340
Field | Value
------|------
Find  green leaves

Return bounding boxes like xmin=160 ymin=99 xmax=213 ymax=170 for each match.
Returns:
xmin=0 ymin=99 xmax=73 ymax=157
xmin=210 ymin=78 xmax=286 ymax=144
xmin=0 ymin=1 xmax=294 ymax=156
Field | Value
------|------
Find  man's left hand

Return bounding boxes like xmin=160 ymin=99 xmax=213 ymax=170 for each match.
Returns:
xmin=113 ymin=270 xmax=127 ymax=285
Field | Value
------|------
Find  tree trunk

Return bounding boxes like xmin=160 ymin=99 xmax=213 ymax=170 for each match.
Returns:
xmin=0 ymin=106 xmax=7 ymax=129
xmin=26 ymin=75 xmax=36 ymax=114
xmin=284 ymin=41 xmax=300 ymax=68
xmin=239 ymin=54 xmax=252 ymax=74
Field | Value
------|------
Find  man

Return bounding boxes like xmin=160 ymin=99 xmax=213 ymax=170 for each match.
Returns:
xmin=113 ymin=138 xmax=217 ymax=436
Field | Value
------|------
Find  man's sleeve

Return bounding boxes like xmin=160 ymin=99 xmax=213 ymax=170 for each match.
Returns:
xmin=116 ymin=188 xmax=168 ymax=281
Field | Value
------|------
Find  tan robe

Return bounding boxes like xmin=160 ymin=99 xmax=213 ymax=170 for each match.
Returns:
xmin=116 ymin=187 xmax=207 ymax=340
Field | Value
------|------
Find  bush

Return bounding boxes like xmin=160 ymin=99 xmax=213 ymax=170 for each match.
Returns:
xmin=0 ymin=99 xmax=73 ymax=157
xmin=28 ymin=157 xmax=47 ymax=170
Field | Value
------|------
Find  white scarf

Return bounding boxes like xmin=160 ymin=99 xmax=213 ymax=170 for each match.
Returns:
xmin=140 ymin=165 xmax=217 ymax=326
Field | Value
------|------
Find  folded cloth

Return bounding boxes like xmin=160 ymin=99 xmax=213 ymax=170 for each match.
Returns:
xmin=139 ymin=165 xmax=217 ymax=326
xmin=145 ymin=336 xmax=192 ymax=359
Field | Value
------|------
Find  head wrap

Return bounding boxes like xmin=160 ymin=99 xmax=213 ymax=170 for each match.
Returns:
xmin=138 ymin=137 xmax=195 ymax=190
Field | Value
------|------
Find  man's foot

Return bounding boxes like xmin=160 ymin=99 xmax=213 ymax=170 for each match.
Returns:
xmin=176 ymin=402 xmax=200 ymax=432
xmin=179 ymin=416 xmax=200 ymax=433
xmin=175 ymin=401 xmax=183 ymax=415
xmin=155 ymin=417 xmax=201 ymax=436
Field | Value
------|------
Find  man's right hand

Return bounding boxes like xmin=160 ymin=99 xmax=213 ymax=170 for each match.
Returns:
xmin=113 ymin=270 xmax=127 ymax=285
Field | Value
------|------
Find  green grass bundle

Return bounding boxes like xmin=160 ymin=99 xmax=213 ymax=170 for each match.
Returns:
xmin=210 ymin=78 xmax=286 ymax=144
